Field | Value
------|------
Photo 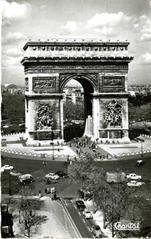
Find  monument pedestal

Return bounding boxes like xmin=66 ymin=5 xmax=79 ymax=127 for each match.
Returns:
xmin=84 ymin=115 xmax=93 ymax=137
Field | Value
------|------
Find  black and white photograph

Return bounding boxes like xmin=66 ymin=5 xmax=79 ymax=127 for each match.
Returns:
xmin=1 ymin=0 xmax=151 ymax=238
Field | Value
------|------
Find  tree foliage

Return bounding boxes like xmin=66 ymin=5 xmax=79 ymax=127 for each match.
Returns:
xmin=19 ymin=185 xmax=46 ymax=238
xmin=64 ymin=101 xmax=84 ymax=121
xmin=129 ymin=102 xmax=151 ymax=123
xmin=2 ymin=92 xmax=25 ymax=123
xmin=68 ymin=158 xmax=147 ymax=237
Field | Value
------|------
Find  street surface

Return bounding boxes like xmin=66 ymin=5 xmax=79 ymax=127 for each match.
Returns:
xmin=64 ymin=199 xmax=93 ymax=238
xmin=35 ymin=197 xmax=80 ymax=238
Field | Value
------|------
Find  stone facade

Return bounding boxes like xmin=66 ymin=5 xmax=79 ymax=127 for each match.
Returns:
xmin=21 ymin=39 xmax=133 ymax=143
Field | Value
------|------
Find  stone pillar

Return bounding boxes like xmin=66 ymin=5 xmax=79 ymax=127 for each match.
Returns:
xmin=125 ymin=74 xmax=128 ymax=91
xmin=25 ymin=97 xmax=29 ymax=140
xmin=60 ymin=98 xmax=64 ymax=140
xmin=24 ymin=73 xmax=65 ymax=144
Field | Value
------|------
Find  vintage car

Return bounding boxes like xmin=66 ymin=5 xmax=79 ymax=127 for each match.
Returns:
xmin=75 ymin=200 xmax=86 ymax=211
xmin=127 ymin=180 xmax=145 ymax=187
xmin=126 ymin=173 xmax=142 ymax=180
xmin=83 ymin=209 xmax=93 ymax=219
xmin=19 ymin=174 xmax=34 ymax=183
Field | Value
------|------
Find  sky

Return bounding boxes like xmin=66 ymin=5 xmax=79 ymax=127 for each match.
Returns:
xmin=1 ymin=0 xmax=151 ymax=86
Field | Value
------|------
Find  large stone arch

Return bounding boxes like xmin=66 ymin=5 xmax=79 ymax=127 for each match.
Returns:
xmin=60 ymin=73 xmax=95 ymax=135
xmin=59 ymin=73 xmax=98 ymax=93
xmin=21 ymin=39 xmax=133 ymax=144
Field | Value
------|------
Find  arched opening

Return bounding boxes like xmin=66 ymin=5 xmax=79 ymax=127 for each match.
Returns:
xmin=62 ymin=76 xmax=94 ymax=141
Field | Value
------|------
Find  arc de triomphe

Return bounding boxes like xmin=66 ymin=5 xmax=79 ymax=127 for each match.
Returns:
xmin=21 ymin=39 xmax=133 ymax=144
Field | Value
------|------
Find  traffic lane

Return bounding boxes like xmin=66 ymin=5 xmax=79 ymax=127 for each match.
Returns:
xmin=65 ymin=200 xmax=93 ymax=238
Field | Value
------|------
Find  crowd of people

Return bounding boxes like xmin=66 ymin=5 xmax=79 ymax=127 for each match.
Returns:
xmin=69 ymin=136 xmax=109 ymax=161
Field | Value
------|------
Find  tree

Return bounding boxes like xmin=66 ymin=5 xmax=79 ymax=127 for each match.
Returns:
xmin=2 ymin=92 xmax=25 ymax=123
xmin=68 ymin=156 xmax=93 ymax=188
xmin=19 ymin=185 xmax=46 ymax=238
xmin=64 ymin=101 xmax=84 ymax=121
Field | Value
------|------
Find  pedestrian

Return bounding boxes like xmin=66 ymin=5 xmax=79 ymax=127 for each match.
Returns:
xmin=39 ymin=190 xmax=42 ymax=198
xmin=42 ymin=161 xmax=46 ymax=166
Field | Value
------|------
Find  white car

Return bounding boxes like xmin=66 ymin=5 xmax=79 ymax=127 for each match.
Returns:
xmin=126 ymin=173 xmax=142 ymax=180
xmin=19 ymin=174 xmax=33 ymax=183
xmin=1 ymin=165 xmax=14 ymax=171
xmin=127 ymin=180 xmax=144 ymax=187
xmin=83 ymin=209 xmax=93 ymax=219
xmin=45 ymin=173 xmax=59 ymax=180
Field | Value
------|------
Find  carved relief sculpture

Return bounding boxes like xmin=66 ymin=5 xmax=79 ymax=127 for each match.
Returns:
xmin=35 ymin=103 xmax=54 ymax=130
xmin=103 ymin=100 xmax=122 ymax=128
xmin=102 ymin=76 xmax=125 ymax=92
xmin=33 ymin=77 xmax=56 ymax=93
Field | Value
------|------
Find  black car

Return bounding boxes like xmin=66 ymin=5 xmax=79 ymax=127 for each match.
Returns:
xmin=55 ymin=171 xmax=68 ymax=178
xmin=136 ymin=160 xmax=145 ymax=167
xmin=91 ymin=225 xmax=103 ymax=238
xmin=78 ymin=189 xmax=93 ymax=200
xmin=75 ymin=200 xmax=86 ymax=211
xmin=46 ymin=178 xmax=58 ymax=184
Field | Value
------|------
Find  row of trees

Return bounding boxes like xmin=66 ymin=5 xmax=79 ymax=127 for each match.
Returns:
xmin=128 ymin=93 xmax=151 ymax=106
xmin=129 ymin=102 xmax=151 ymax=123
xmin=68 ymin=157 xmax=151 ymax=237
xmin=2 ymin=92 xmax=25 ymax=123
xmin=63 ymin=101 xmax=84 ymax=121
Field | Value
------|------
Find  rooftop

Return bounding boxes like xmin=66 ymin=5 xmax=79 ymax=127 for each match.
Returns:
xmin=23 ymin=39 xmax=130 ymax=50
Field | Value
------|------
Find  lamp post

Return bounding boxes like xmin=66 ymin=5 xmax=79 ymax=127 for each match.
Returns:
xmin=141 ymin=141 xmax=144 ymax=158
xmin=8 ymin=172 xmax=12 ymax=195
xmin=51 ymin=131 xmax=54 ymax=160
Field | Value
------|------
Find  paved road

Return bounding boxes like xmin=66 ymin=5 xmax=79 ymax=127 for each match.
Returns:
xmin=64 ymin=199 xmax=93 ymax=238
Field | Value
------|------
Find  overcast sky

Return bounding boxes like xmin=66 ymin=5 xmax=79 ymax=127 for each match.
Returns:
xmin=1 ymin=0 xmax=151 ymax=86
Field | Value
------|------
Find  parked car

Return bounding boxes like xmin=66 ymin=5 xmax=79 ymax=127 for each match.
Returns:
xmin=19 ymin=174 xmax=34 ymax=183
xmin=1 ymin=165 xmax=14 ymax=171
xmin=91 ymin=225 xmax=103 ymax=238
xmin=127 ymin=180 xmax=145 ymax=187
xmin=136 ymin=160 xmax=145 ymax=167
xmin=126 ymin=173 xmax=142 ymax=180
xmin=55 ymin=171 xmax=67 ymax=178
xmin=75 ymin=200 xmax=86 ymax=211
xmin=78 ymin=189 xmax=93 ymax=200
xmin=83 ymin=209 xmax=93 ymax=219
xmin=45 ymin=173 xmax=59 ymax=180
